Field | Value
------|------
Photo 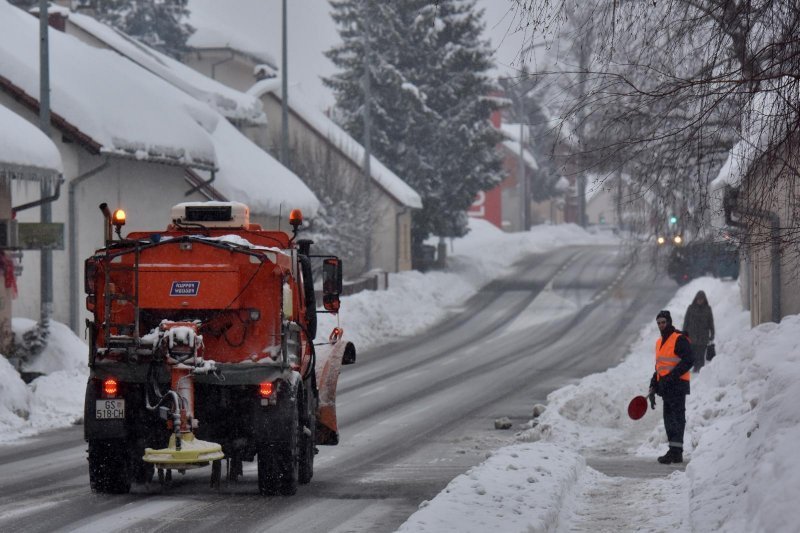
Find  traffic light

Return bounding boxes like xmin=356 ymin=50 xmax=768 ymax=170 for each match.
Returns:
xmin=669 ymin=215 xmax=678 ymax=226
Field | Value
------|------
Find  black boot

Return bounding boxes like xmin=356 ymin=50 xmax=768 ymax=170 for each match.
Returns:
xmin=657 ymin=446 xmax=683 ymax=464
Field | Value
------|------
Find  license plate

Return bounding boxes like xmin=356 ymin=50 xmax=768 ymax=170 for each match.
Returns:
xmin=96 ymin=399 xmax=125 ymax=419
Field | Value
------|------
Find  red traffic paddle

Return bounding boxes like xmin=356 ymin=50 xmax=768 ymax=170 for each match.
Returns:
xmin=628 ymin=395 xmax=648 ymax=420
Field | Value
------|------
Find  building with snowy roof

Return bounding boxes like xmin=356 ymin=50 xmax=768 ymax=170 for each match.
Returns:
xmin=469 ymin=115 xmax=549 ymax=231
xmin=0 ymin=1 xmax=318 ymax=333
xmin=709 ymin=86 xmax=800 ymax=326
xmin=247 ymin=79 xmax=422 ymax=274
xmin=0 ymin=102 xmax=63 ymax=353
xmin=181 ymin=17 xmax=423 ymax=274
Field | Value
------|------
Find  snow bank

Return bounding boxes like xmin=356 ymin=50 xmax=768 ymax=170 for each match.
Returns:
xmin=0 ymin=319 xmax=88 ymax=442
xmin=685 ymin=314 xmax=800 ymax=533
xmin=319 ymin=219 xmax=616 ymax=352
xmin=400 ymin=276 xmax=800 ymax=533
xmin=397 ymin=443 xmax=584 ymax=533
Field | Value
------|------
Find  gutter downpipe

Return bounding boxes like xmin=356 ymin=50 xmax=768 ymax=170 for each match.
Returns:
xmin=11 ymin=175 xmax=63 ymax=214
xmin=68 ymin=159 xmax=109 ymax=333
xmin=395 ymin=205 xmax=410 ymax=273
xmin=724 ymin=187 xmax=781 ymax=323
xmin=210 ymin=51 xmax=235 ymax=81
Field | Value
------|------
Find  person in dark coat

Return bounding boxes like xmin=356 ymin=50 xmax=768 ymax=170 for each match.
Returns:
xmin=682 ymin=290 xmax=715 ymax=372
xmin=649 ymin=310 xmax=693 ymax=464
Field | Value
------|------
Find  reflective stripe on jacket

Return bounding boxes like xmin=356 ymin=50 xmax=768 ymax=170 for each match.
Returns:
xmin=656 ymin=331 xmax=690 ymax=382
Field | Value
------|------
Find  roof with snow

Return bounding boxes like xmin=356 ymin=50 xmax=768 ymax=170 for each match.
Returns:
xmin=0 ymin=1 xmax=217 ymax=170
xmin=0 ymin=2 xmax=318 ymax=217
xmin=0 ymin=103 xmax=62 ymax=184
xmin=200 ymin=118 xmax=319 ymax=216
xmin=48 ymin=7 xmax=266 ymax=125
xmin=248 ymin=79 xmax=423 ymax=209
xmin=186 ymin=10 xmax=278 ymax=69
xmin=499 ymin=123 xmax=539 ymax=170
xmin=710 ymin=141 xmax=748 ymax=190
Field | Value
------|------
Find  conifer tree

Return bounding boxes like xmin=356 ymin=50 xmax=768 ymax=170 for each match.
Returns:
xmin=89 ymin=0 xmax=194 ymax=59
xmin=325 ymin=0 xmax=503 ymax=255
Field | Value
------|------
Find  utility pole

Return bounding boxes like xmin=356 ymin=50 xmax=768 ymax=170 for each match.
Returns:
xmin=280 ymin=0 xmax=289 ymax=167
xmin=39 ymin=0 xmax=53 ymax=325
xmin=361 ymin=2 xmax=373 ymax=272
xmin=518 ymin=120 xmax=528 ymax=231
xmin=575 ymin=33 xmax=591 ymax=229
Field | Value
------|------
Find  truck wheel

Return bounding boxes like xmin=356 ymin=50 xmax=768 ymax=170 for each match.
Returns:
xmin=299 ymin=388 xmax=315 ymax=484
xmin=88 ymin=439 xmax=131 ymax=494
xmin=257 ymin=403 xmax=299 ymax=496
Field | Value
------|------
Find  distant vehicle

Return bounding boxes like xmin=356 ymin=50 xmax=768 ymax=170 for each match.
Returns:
xmin=667 ymin=240 xmax=739 ymax=284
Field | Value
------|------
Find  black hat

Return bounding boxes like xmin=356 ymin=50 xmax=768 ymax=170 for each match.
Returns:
xmin=656 ymin=310 xmax=672 ymax=324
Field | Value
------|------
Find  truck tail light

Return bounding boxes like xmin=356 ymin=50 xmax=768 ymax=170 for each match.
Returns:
xmin=259 ymin=382 xmax=274 ymax=398
xmin=103 ymin=379 xmax=118 ymax=397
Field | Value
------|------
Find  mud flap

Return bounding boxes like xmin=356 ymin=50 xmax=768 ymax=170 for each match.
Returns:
xmin=314 ymin=336 xmax=355 ymax=445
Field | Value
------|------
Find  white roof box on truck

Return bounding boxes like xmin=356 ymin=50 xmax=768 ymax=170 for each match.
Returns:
xmin=171 ymin=201 xmax=250 ymax=228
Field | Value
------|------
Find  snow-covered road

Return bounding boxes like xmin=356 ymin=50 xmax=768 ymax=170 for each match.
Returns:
xmin=0 ymin=230 xmax=681 ymax=532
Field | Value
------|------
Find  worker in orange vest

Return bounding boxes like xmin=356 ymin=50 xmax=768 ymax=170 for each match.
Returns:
xmin=648 ymin=309 xmax=693 ymax=464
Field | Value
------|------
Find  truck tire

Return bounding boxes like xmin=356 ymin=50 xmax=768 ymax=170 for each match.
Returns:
xmin=257 ymin=402 xmax=299 ymax=496
xmin=298 ymin=386 xmax=315 ymax=484
xmin=88 ymin=439 xmax=131 ymax=494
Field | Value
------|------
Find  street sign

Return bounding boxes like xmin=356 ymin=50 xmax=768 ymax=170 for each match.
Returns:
xmin=17 ymin=222 xmax=64 ymax=250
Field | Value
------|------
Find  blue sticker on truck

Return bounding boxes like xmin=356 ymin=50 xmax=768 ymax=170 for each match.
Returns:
xmin=170 ymin=281 xmax=200 ymax=296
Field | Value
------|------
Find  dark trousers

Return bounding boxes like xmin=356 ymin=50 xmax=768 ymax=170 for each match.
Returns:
xmin=692 ymin=344 xmax=707 ymax=372
xmin=662 ymin=394 xmax=686 ymax=449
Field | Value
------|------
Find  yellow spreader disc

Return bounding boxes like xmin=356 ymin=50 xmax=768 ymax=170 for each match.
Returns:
xmin=143 ymin=432 xmax=224 ymax=469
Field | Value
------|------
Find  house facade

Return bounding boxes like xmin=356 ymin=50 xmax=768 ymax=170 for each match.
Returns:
xmin=469 ymin=116 xmax=552 ymax=231
xmin=0 ymin=91 xmax=217 ymax=334
xmin=0 ymin=103 xmax=63 ymax=354
xmin=0 ymin=2 xmax=317 ymax=335
xmin=249 ymin=84 xmax=421 ymax=274
xmin=735 ymin=142 xmax=800 ymax=326
xmin=184 ymin=45 xmax=422 ymax=274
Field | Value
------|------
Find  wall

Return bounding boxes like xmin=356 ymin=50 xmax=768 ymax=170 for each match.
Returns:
xmin=741 ymin=142 xmax=800 ymax=326
xmin=183 ymin=50 xmax=261 ymax=93
xmin=586 ymin=187 xmax=617 ymax=226
xmin=183 ymin=51 xmax=415 ymax=274
xmin=259 ymin=93 xmax=411 ymax=274
xmin=0 ymin=180 xmax=11 ymax=352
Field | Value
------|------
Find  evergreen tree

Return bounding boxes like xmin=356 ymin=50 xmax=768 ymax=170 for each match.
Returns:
xmin=325 ymin=0 xmax=503 ymax=255
xmin=88 ymin=0 xmax=193 ymax=59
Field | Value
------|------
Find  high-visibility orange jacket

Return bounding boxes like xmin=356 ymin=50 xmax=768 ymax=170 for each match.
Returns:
xmin=656 ymin=331 xmax=691 ymax=382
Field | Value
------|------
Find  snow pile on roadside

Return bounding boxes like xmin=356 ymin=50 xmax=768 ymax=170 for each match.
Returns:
xmin=396 ymin=443 xmax=584 ymax=533
xmin=398 ymin=277 xmax=800 ymax=533
xmin=684 ymin=314 xmax=800 ymax=533
xmin=319 ymin=220 xmax=617 ymax=351
xmin=0 ymin=320 xmax=88 ymax=442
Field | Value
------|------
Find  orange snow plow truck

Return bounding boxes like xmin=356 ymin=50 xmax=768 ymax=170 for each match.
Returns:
xmin=83 ymin=201 xmax=355 ymax=495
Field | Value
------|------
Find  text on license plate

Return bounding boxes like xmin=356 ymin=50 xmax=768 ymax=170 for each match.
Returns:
xmin=96 ymin=399 xmax=125 ymax=419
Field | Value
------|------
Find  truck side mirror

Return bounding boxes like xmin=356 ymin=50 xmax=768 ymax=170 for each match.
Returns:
xmin=322 ymin=258 xmax=342 ymax=312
